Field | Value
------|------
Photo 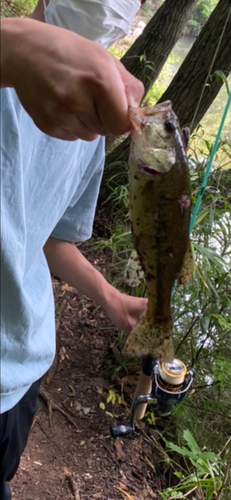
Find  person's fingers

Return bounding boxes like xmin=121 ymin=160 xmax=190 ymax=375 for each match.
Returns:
xmin=125 ymin=76 xmax=144 ymax=109
xmin=48 ymin=126 xmax=98 ymax=142
xmin=112 ymin=57 xmax=144 ymax=108
xmin=61 ymin=71 xmax=129 ymax=137
xmin=9 ymin=19 xmax=144 ymax=140
xmin=94 ymin=57 xmax=144 ymax=135
xmin=94 ymin=77 xmax=131 ymax=136
xmin=30 ymin=96 xmax=101 ymax=141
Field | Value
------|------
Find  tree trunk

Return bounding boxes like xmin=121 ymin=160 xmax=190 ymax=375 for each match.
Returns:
xmin=121 ymin=0 xmax=197 ymax=95
xmin=106 ymin=0 xmax=197 ymax=151
xmin=159 ymin=0 xmax=231 ymax=128
xmin=101 ymin=0 xmax=231 ymax=203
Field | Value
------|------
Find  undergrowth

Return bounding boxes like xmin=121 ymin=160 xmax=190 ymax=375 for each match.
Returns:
xmin=97 ymin=132 xmax=231 ymax=499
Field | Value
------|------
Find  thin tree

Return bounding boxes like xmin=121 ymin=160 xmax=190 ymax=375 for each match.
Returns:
xmin=121 ymin=0 xmax=197 ymax=95
xmin=106 ymin=0 xmax=197 ymax=151
xmin=101 ymin=0 xmax=231 ymax=200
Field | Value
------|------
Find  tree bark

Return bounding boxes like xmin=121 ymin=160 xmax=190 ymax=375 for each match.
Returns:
xmin=101 ymin=0 xmax=231 ymax=203
xmin=121 ymin=0 xmax=197 ymax=95
xmin=159 ymin=0 xmax=231 ymax=128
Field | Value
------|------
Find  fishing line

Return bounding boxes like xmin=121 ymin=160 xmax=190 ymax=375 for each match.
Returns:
xmin=180 ymin=5 xmax=231 ymax=369
xmin=175 ymin=90 xmax=231 ymax=362
xmin=190 ymin=89 xmax=231 ymax=234
xmin=174 ymin=81 xmax=231 ymax=364
xmin=187 ymin=0 xmax=231 ymax=236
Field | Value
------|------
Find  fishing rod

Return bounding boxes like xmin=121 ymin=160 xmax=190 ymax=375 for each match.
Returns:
xmin=110 ymin=88 xmax=231 ymax=440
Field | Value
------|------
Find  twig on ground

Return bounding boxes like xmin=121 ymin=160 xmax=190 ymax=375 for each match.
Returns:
xmin=64 ymin=468 xmax=81 ymax=500
xmin=39 ymin=386 xmax=80 ymax=431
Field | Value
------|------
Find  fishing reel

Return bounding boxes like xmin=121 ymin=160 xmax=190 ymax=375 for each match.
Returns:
xmin=110 ymin=356 xmax=194 ymax=438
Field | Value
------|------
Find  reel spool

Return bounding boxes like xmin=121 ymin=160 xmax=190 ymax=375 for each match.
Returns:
xmin=154 ymin=359 xmax=190 ymax=416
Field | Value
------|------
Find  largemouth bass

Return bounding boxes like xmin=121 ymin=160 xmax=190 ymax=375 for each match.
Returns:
xmin=124 ymin=101 xmax=191 ymax=362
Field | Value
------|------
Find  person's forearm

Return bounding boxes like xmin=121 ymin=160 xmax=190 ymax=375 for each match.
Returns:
xmin=1 ymin=18 xmax=17 ymax=88
xmin=1 ymin=17 xmax=43 ymax=88
xmin=44 ymin=237 xmax=147 ymax=333
xmin=44 ymin=237 xmax=118 ymax=310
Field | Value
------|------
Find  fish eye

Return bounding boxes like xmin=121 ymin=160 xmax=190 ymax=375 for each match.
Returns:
xmin=165 ymin=120 xmax=175 ymax=132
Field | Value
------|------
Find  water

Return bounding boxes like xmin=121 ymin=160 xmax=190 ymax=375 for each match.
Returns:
xmin=166 ymin=36 xmax=231 ymax=147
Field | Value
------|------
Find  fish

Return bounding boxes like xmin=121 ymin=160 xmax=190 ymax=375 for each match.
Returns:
xmin=124 ymin=101 xmax=192 ymax=362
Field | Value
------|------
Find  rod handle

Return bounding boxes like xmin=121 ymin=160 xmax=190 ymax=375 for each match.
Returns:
xmin=133 ymin=371 xmax=152 ymax=421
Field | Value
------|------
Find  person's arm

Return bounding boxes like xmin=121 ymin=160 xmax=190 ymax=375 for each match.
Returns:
xmin=1 ymin=17 xmax=144 ymax=141
xmin=44 ymin=237 xmax=147 ymax=333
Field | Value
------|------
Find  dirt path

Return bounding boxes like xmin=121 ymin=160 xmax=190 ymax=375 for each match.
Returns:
xmin=11 ymin=242 xmax=168 ymax=500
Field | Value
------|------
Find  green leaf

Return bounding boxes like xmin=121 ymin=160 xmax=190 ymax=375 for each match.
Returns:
xmin=193 ymin=242 xmax=230 ymax=272
xmin=183 ymin=429 xmax=201 ymax=455
xmin=106 ymin=389 xmax=116 ymax=405
xmin=211 ymin=313 xmax=231 ymax=330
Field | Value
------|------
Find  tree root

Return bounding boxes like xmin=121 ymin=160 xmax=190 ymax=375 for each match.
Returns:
xmin=39 ymin=386 xmax=80 ymax=431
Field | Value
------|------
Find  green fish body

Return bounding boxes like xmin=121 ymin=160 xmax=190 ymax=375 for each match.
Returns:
xmin=124 ymin=101 xmax=191 ymax=362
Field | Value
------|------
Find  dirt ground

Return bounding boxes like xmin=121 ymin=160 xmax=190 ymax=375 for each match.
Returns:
xmin=11 ymin=229 xmax=170 ymax=500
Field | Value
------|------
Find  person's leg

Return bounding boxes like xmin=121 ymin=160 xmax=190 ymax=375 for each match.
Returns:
xmin=0 ymin=379 xmax=41 ymax=500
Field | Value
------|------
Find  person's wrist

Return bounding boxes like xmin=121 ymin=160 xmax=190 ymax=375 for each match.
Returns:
xmin=99 ymin=281 xmax=121 ymax=315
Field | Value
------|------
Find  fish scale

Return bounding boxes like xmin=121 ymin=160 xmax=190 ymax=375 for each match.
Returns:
xmin=124 ymin=101 xmax=191 ymax=362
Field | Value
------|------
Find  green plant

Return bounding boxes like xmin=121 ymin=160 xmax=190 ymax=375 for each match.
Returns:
xmin=159 ymin=430 xmax=231 ymax=500
xmin=1 ymin=0 xmax=37 ymax=17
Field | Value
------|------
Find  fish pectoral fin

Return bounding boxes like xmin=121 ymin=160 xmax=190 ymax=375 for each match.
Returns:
xmin=123 ymin=312 xmax=174 ymax=362
xmin=177 ymin=240 xmax=193 ymax=286
xmin=182 ymin=127 xmax=190 ymax=150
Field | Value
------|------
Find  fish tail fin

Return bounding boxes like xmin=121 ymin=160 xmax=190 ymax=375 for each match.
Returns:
xmin=124 ymin=312 xmax=174 ymax=362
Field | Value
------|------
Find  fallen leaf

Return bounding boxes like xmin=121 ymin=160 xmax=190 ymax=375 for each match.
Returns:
xmin=75 ymin=402 xmax=82 ymax=412
xmin=82 ymin=407 xmax=91 ymax=415
xmin=64 ymin=325 xmax=74 ymax=336
xmin=59 ymin=346 xmax=69 ymax=362
xmin=96 ymin=386 xmax=104 ymax=395
xmin=144 ymin=482 xmax=157 ymax=499
xmin=116 ymin=486 xmax=136 ymax=500
xmin=61 ymin=283 xmax=75 ymax=292
xmin=113 ymin=439 xmax=126 ymax=461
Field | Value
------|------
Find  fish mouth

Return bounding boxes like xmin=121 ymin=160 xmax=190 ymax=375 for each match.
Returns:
xmin=138 ymin=164 xmax=162 ymax=176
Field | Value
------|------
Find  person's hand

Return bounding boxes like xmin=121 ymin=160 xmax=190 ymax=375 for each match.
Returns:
xmin=1 ymin=18 xmax=144 ymax=141
xmin=103 ymin=290 xmax=147 ymax=334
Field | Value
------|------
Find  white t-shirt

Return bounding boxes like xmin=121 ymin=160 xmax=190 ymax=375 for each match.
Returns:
xmin=1 ymin=88 xmax=105 ymax=413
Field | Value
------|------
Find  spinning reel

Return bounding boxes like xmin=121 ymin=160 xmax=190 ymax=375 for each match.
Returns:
xmin=110 ymin=355 xmax=194 ymax=438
